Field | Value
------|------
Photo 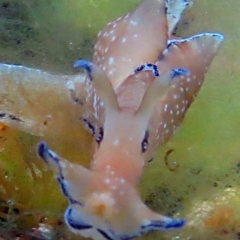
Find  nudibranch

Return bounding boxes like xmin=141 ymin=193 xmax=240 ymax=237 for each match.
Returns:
xmin=0 ymin=0 xmax=224 ymax=239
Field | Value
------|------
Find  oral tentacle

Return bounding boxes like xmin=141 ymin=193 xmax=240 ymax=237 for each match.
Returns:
xmin=136 ymin=68 xmax=190 ymax=129
xmin=74 ymin=60 xmax=119 ymax=113
xmin=37 ymin=142 xmax=61 ymax=172
xmin=37 ymin=142 xmax=95 ymax=205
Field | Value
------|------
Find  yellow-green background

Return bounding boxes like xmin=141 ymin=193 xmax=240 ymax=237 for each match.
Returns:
xmin=0 ymin=0 xmax=239 ymax=239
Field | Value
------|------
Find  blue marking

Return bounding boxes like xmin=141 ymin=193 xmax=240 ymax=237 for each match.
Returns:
xmin=38 ymin=142 xmax=61 ymax=165
xmin=96 ymin=127 xmax=104 ymax=144
xmin=97 ymin=229 xmax=115 ymax=240
xmin=134 ymin=63 xmax=159 ymax=77
xmin=141 ymin=218 xmax=186 ymax=231
xmin=57 ymin=176 xmax=83 ymax=206
xmin=148 ymin=158 xmax=154 ymax=163
xmin=171 ymin=68 xmax=190 ymax=78
xmin=164 ymin=219 xmax=186 ymax=229
xmin=119 ymin=234 xmax=138 ymax=240
xmin=74 ymin=59 xmax=92 ymax=73
xmin=38 ymin=142 xmax=83 ymax=206
xmin=65 ymin=207 xmax=92 ymax=230
xmin=141 ymin=130 xmax=149 ymax=153
xmin=166 ymin=39 xmax=175 ymax=49
xmin=146 ymin=63 xmax=153 ymax=67
xmin=37 ymin=142 xmax=47 ymax=160
xmin=83 ymin=118 xmax=95 ymax=135
xmin=83 ymin=118 xmax=104 ymax=144
xmin=74 ymin=59 xmax=93 ymax=80
xmin=166 ymin=33 xmax=224 ymax=49
xmin=135 ymin=65 xmax=144 ymax=72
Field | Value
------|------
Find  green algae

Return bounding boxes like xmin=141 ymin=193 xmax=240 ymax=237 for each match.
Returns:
xmin=0 ymin=0 xmax=139 ymax=73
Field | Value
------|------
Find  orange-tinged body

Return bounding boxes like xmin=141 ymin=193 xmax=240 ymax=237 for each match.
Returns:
xmin=0 ymin=0 xmax=224 ymax=239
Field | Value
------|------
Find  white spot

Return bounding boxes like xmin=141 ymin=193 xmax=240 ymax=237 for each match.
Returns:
xmin=97 ymin=30 xmax=102 ymax=37
xmin=164 ymin=104 xmax=168 ymax=112
xmin=108 ymin=57 xmax=115 ymax=65
xmin=66 ymin=80 xmax=74 ymax=90
xmin=134 ymin=34 xmax=138 ymax=38
xmin=124 ymin=13 xmax=129 ymax=19
xmin=93 ymin=192 xmax=115 ymax=206
xmin=122 ymin=37 xmax=127 ymax=43
xmin=111 ymin=36 xmax=116 ymax=41
xmin=109 ymin=70 xmax=114 ymax=75
xmin=104 ymin=178 xmax=111 ymax=184
xmin=122 ymin=57 xmax=132 ymax=62
xmin=48 ymin=150 xmax=58 ymax=159
xmin=113 ymin=138 xmax=119 ymax=145
xmin=120 ymin=178 xmax=125 ymax=183
xmin=173 ymin=94 xmax=178 ymax=99
xmin=103 ymin=31 xmax=109 ymax=37
xmin=130 ymin=20 xmax=138 ymax=26
xmin=163 ymin=123 xmax=167 ymax=129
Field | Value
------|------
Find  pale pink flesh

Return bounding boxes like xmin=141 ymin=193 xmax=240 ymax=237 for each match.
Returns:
xmin=93 ymin=0 xmax=168 ymax=88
